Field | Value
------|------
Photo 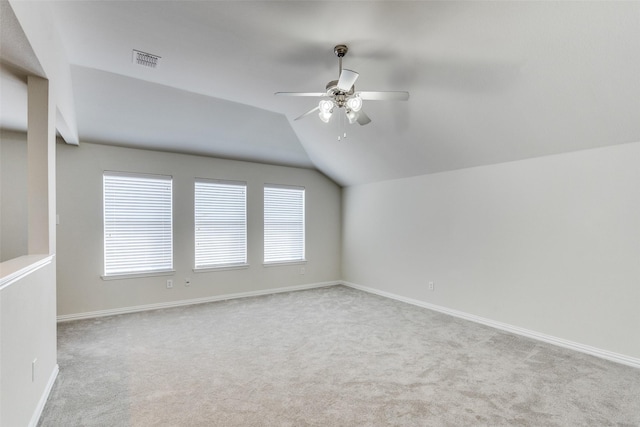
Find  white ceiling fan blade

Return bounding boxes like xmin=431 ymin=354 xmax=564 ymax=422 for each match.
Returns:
xmin=294 ymin=106 xmax=320 ymax=121
xmin=356 ymin=110 xmax=372 ymax=126
xmin=358 ymin=91 xmax=410 ymax=101
xmin=337 ymin=69 xmax=359 ymax=91
xmin=275 ymin=92 xmax=326 ymax=97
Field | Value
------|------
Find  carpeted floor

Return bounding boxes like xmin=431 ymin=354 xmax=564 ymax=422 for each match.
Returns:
xmin=38 ymin=285 xmax=640 ymax=426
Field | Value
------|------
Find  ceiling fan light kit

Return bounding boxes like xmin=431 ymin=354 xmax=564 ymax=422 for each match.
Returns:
xmin=276 ymin=44 xmax=409 ymax=128
xmin=347 ymin=96 xmax=362 ymax=112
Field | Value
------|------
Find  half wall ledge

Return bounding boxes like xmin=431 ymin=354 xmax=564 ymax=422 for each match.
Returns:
xmin=0 ymin=254 xmax=54 ymax=291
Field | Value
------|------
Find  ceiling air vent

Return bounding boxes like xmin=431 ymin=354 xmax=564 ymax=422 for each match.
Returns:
xmin=132 ymin=50 xmax=160 ymax=68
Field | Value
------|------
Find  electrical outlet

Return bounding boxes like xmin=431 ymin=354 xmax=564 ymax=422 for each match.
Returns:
xmin=300 ymin=267 xmax=306 ymax=275
xmin=166 ymin=279 xmax=173 ymax=289
xmin=32 ymin=358 xmax=37 ymax=382
xmin=428 ymin=281 xmax=435 ymax=291
xmin=185 ymin=278 xmax=191 ymax=287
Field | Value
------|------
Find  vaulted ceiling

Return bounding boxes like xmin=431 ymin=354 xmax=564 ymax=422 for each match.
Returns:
xmin=2 ymin=1 xmax=639 ymax=186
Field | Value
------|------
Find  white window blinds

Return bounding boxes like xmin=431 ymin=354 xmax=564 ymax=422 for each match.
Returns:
xmin=264 ymin=185 xmax=305 ymax=263
xmin=195 ymin=180 xmax=247 ymax=269
xmin=103 ymin=172 xmax=173 ymax=276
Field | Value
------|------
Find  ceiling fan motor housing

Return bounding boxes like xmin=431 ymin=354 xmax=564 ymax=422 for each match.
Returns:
xmin=326 ymin=79 xmax=355 ymax=99
xmin=325 ymin=86 xmax=355 ymax=109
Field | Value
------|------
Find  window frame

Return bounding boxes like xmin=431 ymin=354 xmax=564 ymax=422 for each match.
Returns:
xmin=102 ymin=171 xmax=174 ymax=279
xmin=194 ymin=178 xmax=248 ymax=271
xmin=263 ymin=184 xmax=306 ymax=265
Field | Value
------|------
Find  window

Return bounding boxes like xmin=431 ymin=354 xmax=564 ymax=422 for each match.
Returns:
xmin=194 ymin=180 xmax=247 ymax=269
xmin=264 ymin=185 xmax=305 ymax=264
xmin=103 ymin=172 xmax=173 ymax=277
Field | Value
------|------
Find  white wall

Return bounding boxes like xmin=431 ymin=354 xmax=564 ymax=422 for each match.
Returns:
xmin=0 ymin=74 xmax=58 ymax=426
xmin=343 ymin=141 xmax=640 ymax=360
xmin=1 ymin=257 xmax=57 ymax=427
xmin=0 ymin=130 xmax=28 ymax=261
xmin=56 ymin=142 xmax=341 ymax=317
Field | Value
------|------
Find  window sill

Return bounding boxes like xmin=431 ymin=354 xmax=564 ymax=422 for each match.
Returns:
xmin=263 ymin=260 xmax=307 ymax=268
xmin=101 ymin=270 xmax=175 ymax=281
xmin=193 ymin=263 xmax=249 ymax=273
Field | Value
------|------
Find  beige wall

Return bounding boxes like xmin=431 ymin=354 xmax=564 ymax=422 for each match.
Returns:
xmin=343 ymin=141 xmax=640 ymax=360
xmin=10 ymin=125 xmax=640 ymax=364
xmin=0 ymin=130 xmax=28 ymax=261
xmin=56 ymin=142 xmax=342 ymax=316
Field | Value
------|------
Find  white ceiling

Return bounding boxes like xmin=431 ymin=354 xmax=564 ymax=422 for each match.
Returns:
xmin=2 ymin=1 xmax=639 ymax=186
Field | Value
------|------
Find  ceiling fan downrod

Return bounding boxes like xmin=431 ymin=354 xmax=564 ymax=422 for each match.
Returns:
xmin=334 ymin=44 xmax=348 ymax=77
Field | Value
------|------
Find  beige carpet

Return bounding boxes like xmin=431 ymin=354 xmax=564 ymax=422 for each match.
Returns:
xmin=38 ymin=285 xmax=640 ymax=426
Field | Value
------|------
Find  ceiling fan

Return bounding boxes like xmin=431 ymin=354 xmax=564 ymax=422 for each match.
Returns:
xmin=276 ymin=44 xmax=409 ymax=126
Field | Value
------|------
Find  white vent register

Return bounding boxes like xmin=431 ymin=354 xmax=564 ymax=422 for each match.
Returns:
xmin=133 ymin=49 xmax=160 ymax=68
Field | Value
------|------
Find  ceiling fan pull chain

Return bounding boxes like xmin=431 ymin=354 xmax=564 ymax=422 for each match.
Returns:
xmin=339 ymin=110 xmax=347 ymax=141
xmin=343 ymin=106 xmax=347 ymax=139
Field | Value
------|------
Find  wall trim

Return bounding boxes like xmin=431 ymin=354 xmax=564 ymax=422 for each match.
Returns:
xmin=57 ymin=281 xmax=340 ymax=322
xmin=29 ymin=364 xmax=59 ymax=427
xmin=342 ymin=281 xmax=640 ymax=370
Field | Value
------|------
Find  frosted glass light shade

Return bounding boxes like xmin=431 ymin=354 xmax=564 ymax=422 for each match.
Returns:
xmin=319 ymin=100 xmax=334 ymax=113
xmin=346 ymin=96 xmax=362 ymax=112
xmin=346 ymin=110 xmax=359 ymax=124
xmin=319 ymin=111 xmax=332 ymax=123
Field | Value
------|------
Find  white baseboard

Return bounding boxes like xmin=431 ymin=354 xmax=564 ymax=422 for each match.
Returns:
xmin=342 ymin=281 xmax=640 ymax=370
xmin=57 ymin=281 xmax=340 ymax=322
xmin=29 ymin=364 xmax=59 ymax=427
xmin=56 ymin=279 xmax=640 ymax=369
